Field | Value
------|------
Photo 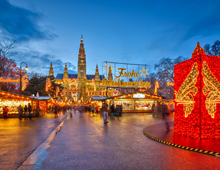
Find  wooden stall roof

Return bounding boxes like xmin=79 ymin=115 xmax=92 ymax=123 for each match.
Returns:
xmin=109 ymin=92 xmax=164 ymax=100
xmin=0 ymin=90 xmax=31 ymax=100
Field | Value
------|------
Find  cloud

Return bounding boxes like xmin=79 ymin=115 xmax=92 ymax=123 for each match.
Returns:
xmin=0 ymin=0 xmax=56 ymax=41
xmin=12 ymin=51 xmax=77 ymax=76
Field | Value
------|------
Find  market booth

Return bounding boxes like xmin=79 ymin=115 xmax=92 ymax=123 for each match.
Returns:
xmin=0 ymin=90 xmax=54 ymax=118
xmin=89 ymin=96 xmax=107 ymax=112
xmin=0 ymin=90 xmax=32 ymax=118
xmin=30 ymin=96 xmax=54 ymax=116
xmin=106 ymin=92 xmax=162 ymax=113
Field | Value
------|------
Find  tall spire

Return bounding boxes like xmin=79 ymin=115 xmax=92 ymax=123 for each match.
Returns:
xmin=63 ymin=63 xmax=69 ymax=79
xmin=78 ymin=36 xmax=86 ymax=79
xmin=95 ymin=65 xmax=100 ymax=80
xmin=49 ymin=62 xmax=54 ymax=77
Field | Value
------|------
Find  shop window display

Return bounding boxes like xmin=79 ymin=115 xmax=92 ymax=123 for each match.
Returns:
xmin=135 ymin=100 xmax=154 ymax=110
xmin=0 ymin=99 xmax=30 ymax=114
xmin=114 ymin=101 xmax=134 ymax=110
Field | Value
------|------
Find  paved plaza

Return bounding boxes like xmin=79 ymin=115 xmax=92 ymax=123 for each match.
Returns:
xmin=1 ymin=112 xmax=220 ymax=170
xmin=31 ymin=112 xmax=220 ymax=170
xmin=0 ymin=113 xmax=67 ymax=170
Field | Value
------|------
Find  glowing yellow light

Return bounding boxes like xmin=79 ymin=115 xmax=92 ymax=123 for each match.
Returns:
xmin=175 ymin=62 xmax=199 ymax=117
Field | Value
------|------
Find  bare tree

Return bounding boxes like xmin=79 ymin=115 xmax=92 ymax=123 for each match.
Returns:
xmin=0 ymin=40 xmax=16 ymax=58
xmin=154 ymin=56 xmax=187 ymax=99
xmin=212 ymin=40 xmax=220 ymax=56
xmin=204 ymin=40 xmax=220 ymax=56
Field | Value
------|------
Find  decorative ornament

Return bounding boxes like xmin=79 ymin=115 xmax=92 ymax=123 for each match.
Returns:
xmin=139 ymin=67 xmax=149 ymax=78
xmin=202 ymin=61 xmax=220 ymax=118
xmin=175 ymin=63 xmax=199 ymax=117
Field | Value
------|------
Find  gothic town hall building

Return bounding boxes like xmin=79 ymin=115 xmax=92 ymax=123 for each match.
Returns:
xmin=48 ymin=37 xmax=108 ymax=102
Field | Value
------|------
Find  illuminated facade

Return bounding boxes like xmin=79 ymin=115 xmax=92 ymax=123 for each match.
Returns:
xmin=50 ymin=37 xmax=151 ymax=103
xmin=174 ymin=42 xmax=220 ymax=139
xmin=50 ymin=37 xmax=106 ymax=102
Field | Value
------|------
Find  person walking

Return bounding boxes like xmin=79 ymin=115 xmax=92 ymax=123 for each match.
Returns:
xmin=116 ymin=105 xmax=120 ymax=117
xmin=54 ymin=105 xmax=58 ymax=118
xmin=102 ymin=101 xmax=109 ymax=124
xmin=24 ymin=105 xmax=28 ymax=119
xmin=69 ymin=106 xmax=73 ymax=118
xmin=18 ymin=105 xmax=23 ymax=120
xmin=28 ymin=103 xmax=32 ymax=119
xmin=163 ymin=103 xmax=170 ymax=131
xmin=3 ymin=106 xmax=8 ymax=119
xmin=119 ymin=105 xmax=122 ymax=116
xmin=91 ymin=104 xmax=95 ymax=115
xmin=110 ymin=103 xmax=115 ymax=118
xmin=95 ymin=105 xmax=99 ymax=114
xmin=152 ymin=103 xmax=156 ymax=117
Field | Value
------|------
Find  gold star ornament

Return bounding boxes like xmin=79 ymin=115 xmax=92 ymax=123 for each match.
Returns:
xmin=139 ymin=67 xmax=149 ymax=78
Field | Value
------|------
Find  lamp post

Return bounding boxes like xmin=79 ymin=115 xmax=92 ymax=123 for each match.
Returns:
xmin=20 ymin=62 xmax=28 ymax=94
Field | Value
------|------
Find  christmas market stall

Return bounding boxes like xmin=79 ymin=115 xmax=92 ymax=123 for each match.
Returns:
xmin=106 ymin=92 xmax=162 ymax=113
xmin=30 ymin=96 xmax=54 ymax=116
xmin=0 ymin=90 xmax=32 ymax=118
xmin=89 ymin=96 xmax=107 ymax=112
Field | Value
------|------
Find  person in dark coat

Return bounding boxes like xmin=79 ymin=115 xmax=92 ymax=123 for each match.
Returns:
xmin=28 ymin=103 xmax=32 ymax=119
xmin=18 ymin=105 xmax=23 ymax=120
xmin=119 ymin=105 xmax=122 ymax=116
xmin=24 ymin=105 xmax=28 ymax=119
xmin=3 ymin=106 xmax=9 ymax=119
xmin=54 ymin=105 xmax=58 ymax=118
xmin=110 ymin=103 xmax=115 ymax=117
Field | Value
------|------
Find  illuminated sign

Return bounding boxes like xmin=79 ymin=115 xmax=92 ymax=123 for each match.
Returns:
xmin=101 ymin=78 xmax=150 ymax=88
xmin=133 ymin=93 xmax=145 ymax=98
xmin=115 ymin=68 xmax=149 ymax=79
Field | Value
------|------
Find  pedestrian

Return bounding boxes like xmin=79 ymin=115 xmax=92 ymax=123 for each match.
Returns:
xmin=95 ymin=105 xmax=99 ymax=114
xmin=152 ymin=103 xmax=156 ymax=117
xmin=102 ymin=101 xmax=109 ymax=124
xmin=110 ymin=103 xmax=115 ymax=118
xmin=28 ymin=103 xmax=32 ymax=119
xmin=116 ymin=105 xmax=120 ymax=117
xmin=69 ymin=106 xmax=73 ymax=118
xmin=91 ymin=104 xmax=95 ymax=115
xmin=54 ymin=105 xmax=58 ymax=118
xmin=79 ymin=105 xmax=84 ymax=117
xmin=163 ymin=103 xmax=170 ymax=131
xmin=24 ymin=105 xmax=28 ymax=119
xmin=18 ymin=105 xmax=23 ymax=120
xmin=73 ymin=106 xmax=76 ymax=114
xmin=3 ymin=106 xmax=9 ymax=119
xmin=119 ymin=105 xmax=122 ymax=116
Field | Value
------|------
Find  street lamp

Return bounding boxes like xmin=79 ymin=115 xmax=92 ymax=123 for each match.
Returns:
xmin=20 ymin=62 xmax=28 ymax=94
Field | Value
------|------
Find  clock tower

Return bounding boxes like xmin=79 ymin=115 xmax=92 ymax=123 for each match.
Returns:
xmin=77 ymin=36 xmax=87 ymax=102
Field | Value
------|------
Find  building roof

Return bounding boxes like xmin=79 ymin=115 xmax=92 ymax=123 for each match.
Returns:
xmin=56 ymin=74 xmax=105 ymax=80
xmin=90 ymin=96 xmax=107 ymax=100
xmin=30 ymin=96 xmax=51 ymax=100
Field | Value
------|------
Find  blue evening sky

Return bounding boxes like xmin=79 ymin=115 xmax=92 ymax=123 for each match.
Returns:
xmin=1 ymin=0 xmax=220 ymax=76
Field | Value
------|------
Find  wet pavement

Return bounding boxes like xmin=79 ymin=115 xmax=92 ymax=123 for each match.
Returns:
xmin=0 ymin=113 xmax=67 ymax=170
xmin=144 ymin=122 xmax=220 ymax=154
xmin=32 ymin=112 xmax=220 ymax=170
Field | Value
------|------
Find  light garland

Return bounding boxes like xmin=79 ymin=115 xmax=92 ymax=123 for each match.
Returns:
xmin=175 ymin=62 xmax=198 ymax=117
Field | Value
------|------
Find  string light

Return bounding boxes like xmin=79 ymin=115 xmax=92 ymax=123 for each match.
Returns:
xmin=175 ymin=42 xmax=220 ymax=139
xmin=175 ymin=62 xmax=198 ymax=117
xmin=202 ymin=61 xmax=220 ymax=118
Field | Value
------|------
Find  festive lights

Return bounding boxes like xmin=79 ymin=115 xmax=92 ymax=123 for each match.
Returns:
xmin=202 ymin=61 xmax=220 ymax=118
xmin=174 ymin=42 xmax=220 ymax=139
xmin=175 ymin=63 xmax=199 ymax=117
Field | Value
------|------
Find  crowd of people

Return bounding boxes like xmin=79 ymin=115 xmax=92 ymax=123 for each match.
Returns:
xmin=50 ymin=102 xmax=123 ymax=124
xmin=2 ymin=104 xmax=34 ymax=120
xmin=18 ymin=103 xmax=34 ymax=120
xmin=2 ymin=100 xmax=173 ymax=132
